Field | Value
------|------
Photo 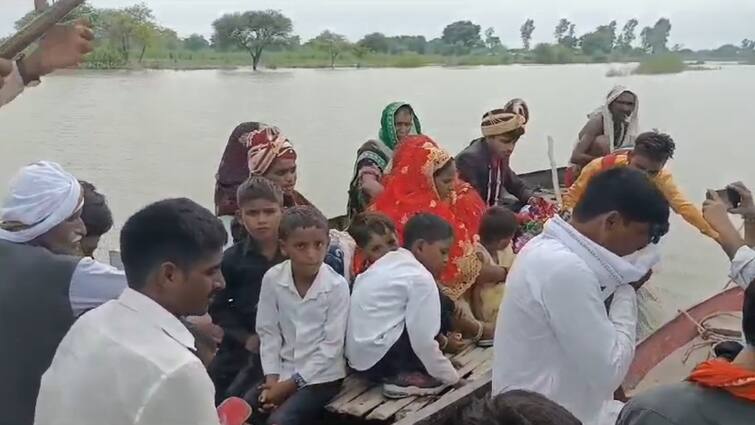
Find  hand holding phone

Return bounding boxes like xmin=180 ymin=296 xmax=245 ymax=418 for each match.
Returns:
xmin=711 ymin=188 xmax=742 ymax=209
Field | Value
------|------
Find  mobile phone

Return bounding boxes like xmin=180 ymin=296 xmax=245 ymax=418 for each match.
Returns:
xmin=713 ymin=188 xmax=742 ymax=209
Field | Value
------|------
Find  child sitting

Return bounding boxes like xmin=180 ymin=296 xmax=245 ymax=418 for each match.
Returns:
xmin=209 ymin=176 xmax=286 ymax=403
xmin=347 ymin=213 xmax=460 ymax=399
xmin=347 ymin=212 xmax=400 ymax=276
xmin=79 ymin=180 xmax=113 ymax=258
xmin=248 ymin=206 xmax=350 ymax=425
xmin=470 ymin=207 xmax=518 ymax=329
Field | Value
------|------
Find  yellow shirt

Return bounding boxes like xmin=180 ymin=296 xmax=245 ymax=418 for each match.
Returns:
xmin=563 ymin=154 xmax=718 ymax=240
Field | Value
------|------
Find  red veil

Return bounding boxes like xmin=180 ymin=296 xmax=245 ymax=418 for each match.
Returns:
xmin=372 ymin=135 xmax=485 ymax=299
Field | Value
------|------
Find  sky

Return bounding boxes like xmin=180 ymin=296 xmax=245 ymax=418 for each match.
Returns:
xmin=3 ymin=0 xmax=754 ymax=50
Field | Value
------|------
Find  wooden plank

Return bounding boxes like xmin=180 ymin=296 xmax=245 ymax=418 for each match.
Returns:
xmin=454 ymin=346 xmax=485 ymax=367
xmin=467 ymin=358 xmax=493 ymax=381
xmin=365 ymin=395 xmax=418 ymax=421
xmin=342 ymin=386 xmax=386 ymax=417
xmin=393 ymin=370 xmax=492 ymax=425
xmin=326 ymin=376 xmax=371 ymax=413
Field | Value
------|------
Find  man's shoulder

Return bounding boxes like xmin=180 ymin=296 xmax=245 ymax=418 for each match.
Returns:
xmin=457 ymin=138 xmax=485 ymax=159
xmin=511 ymin=237 xmax=593 ymax=287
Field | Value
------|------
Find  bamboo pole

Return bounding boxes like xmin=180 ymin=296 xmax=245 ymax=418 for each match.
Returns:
xmin=0 ymin=0 xmax=85 ymax=59
xmin=547 ymin=136 xmax=563 ymax=207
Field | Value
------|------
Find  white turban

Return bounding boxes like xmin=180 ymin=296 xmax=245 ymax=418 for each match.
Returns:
xmin=0 ymin=161 xmax=82 ymax=243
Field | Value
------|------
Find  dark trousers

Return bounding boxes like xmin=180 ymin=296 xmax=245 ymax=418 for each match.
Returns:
xmin=209 ymin=349 xmax=262 ymax=405
xmin=244 ymin=380 xmax=342 ymax=425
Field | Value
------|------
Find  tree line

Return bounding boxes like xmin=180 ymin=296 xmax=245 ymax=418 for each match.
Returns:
xmin=12 ymin=2 xmax=755 ymax=69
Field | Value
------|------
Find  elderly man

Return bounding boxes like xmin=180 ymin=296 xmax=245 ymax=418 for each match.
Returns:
xmin=567 ymin=86 xmax=639 ymax=185
xmin=0 ymin=161 xmax=126 ymax=425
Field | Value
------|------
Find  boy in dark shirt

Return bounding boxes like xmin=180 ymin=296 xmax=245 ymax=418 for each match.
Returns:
xmin=209 ymin=176 xmax=285 ymax=402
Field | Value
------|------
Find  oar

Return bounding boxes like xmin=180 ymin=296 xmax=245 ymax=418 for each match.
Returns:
xmin=0 ymin=0 xmax=85 ymax=59
xmin=547 ymin=136 xmax=563 ymax=207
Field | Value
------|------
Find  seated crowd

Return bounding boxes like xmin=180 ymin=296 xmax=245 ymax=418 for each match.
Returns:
xmin=0 ymin=94 xmax=753 ymax=425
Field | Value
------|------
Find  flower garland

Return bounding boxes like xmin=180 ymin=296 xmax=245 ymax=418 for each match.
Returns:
xmin=513 ymin=197 xmax=559 ymax=253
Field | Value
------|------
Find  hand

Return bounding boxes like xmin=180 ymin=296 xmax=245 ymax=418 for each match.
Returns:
xmin=361 ymin=176 xmax=384 ymax=199
xmin=257 ymin=389 xmax=276 ymax=413
xmin=23 ymin=19 xmax=94 ymax=78
xmin=0 ymin=59 xmax=12 ymax=90
xmin=703 ymin=190 xmax=735 ymax=232
xmin=630 ymin=270 xmax=653 ymax=291
xmin=244 ymin=334 xmax=260 ymax=353
xmin=727 ymin=182 xmax=755 ymax=218
xmin=261 ymin=379 xmax=297 ymax=407
xmin=444 ymin=332 xmax=465 ymax=354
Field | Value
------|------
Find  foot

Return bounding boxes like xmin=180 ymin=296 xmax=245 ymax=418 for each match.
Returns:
xmin=477 ymin=322 xmax=495 ymax=347
xmin=382 ymin=372 xmax=446 ymax=399
xmin=444 ymin=332 xmax=466 ymax=354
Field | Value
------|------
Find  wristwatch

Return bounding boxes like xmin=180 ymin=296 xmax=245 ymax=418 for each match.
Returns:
xmin=15 ymin=54 xmax=41 ymax=87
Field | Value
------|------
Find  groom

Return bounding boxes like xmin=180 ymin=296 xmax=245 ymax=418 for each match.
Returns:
xmin=492 ymin=167 xmax=670 ymax=425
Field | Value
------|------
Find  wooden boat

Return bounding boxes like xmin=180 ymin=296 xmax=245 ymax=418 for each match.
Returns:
xmin=623 ymin=286 xmax=744 ymax=394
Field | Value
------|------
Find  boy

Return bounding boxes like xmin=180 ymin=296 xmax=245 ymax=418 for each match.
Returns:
xmin=471 ymin=206 xmax=518 ymax=324
xmin=79 ymin=180 xmax=114 ymax=258
xmin=347 ymin=212 xmax=400 ymax=276
xmin=34 ymin=198 xmax=227 ymax=425
xmin=347 ymin=213 xmax=460 ymax=398
xmin=249 ymin=206 xmax=350 ymax=425
xmin=209 ymin=176 xmax=286 ymax=402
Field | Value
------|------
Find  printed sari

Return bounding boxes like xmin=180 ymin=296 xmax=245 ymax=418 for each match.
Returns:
xmin=372 ymin=135 xmax=485 ymax=300
xmin=347 ymin=102 xmax=422 ymax=220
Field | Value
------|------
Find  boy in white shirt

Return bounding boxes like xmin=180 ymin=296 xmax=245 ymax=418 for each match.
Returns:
xmin=347 ymin=213 xmax=461 ymax=398
xmin=248 ymin=206 xmax=350 ymax=425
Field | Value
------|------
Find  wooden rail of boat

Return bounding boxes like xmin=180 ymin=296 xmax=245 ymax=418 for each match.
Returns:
xmin=622 ymin=286 xmax=744 ymax=391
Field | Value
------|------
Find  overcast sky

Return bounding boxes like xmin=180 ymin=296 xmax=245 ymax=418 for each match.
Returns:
xmin=3 ymin=0 xmax=754 ymax=49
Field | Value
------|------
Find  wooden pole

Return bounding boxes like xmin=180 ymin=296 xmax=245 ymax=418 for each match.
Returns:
xmin=0 ymin=0 xmax=85 ymax=59
xmin=547 ymin=136 xmax=563 ymax=207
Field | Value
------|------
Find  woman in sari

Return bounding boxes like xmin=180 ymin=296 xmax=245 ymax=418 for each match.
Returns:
xmin=373 ymin=135 xmax=499 ymax=343
xmin=347 ymin=102 xmax=422 ymax=220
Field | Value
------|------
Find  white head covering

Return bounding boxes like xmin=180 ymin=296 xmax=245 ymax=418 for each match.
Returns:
xmin=0 ymin=161 xmax=82 ymax=243
xmin=590 ymin=85 xmax=640 ymax=151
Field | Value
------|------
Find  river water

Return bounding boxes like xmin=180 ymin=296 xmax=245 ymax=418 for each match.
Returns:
xmin=2 ymin=64 xmax=754 ymax=328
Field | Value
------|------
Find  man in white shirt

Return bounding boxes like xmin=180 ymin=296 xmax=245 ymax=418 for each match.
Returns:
xmin=34 ymin=198 xmax=228 ymax=425
xmin=347 ymin=213 xmax=460 ymax=398
xmin=0 ymin=20 xmax=93 ymax=109
xmin=493 ymin=167 xmax=671 ymax=425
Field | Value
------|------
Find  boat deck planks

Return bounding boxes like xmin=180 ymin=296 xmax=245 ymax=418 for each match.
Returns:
xmin=327 ymin=345 xmax=493 ymax=423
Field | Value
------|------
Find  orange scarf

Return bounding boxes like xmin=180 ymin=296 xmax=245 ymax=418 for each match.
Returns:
xmin=688 ymin=359 xmax=755 ymax=401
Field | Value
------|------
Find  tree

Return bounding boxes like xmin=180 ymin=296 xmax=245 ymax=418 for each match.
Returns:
xmin=224 ymin=10 xmax=293 ymax=70
xmin=580 ymin=22 xmax=617 ymax=57
xmin=353 ymin=45 xmax=369 ymax=68
xmin=484 ymin=27 xmax=503 ymax=52
xmin=442 ymin=21 xmax=483 ymax=52
xmin=520 ymin=19 xmax=535 ymax=50
xmin=554 ymin=18 xmax=570 ymax=43
xmin=311 ymin=30 xmax=350 ymax=69
xmin=742 ymin=39 xmax=755 ymax=51
xmin=14 ymin=1 xmax=97 ymax=30
xmin=358 ymin=32 xmax=390 ymax=53
xmin=640 ymin=18 xmax=672 ymax=54
xmin=616 ymin=19 xmax=639 ymax=52
xmin=211 ymin=13 xmax=245 ymax=50
xmin=184 ymin=34 xmax=210 ymax=51
xmin=389 ymin=35 xmax=427 ymax=54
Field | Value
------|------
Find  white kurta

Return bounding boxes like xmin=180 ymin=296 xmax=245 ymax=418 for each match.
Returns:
xmin=493 ymin=217 xmax=652 ymax=425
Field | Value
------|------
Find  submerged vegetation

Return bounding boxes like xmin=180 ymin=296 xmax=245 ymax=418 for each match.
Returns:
xmin=10 ymin=2 xmax=755 ymax=70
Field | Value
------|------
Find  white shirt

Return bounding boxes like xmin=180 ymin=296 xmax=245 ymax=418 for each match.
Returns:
xmin=346 ymin=249 xmax=459 ymax=385
xmin=730 ymin=245 xmax=755 ymax=290
xmin=70 ymin=258 xmax=127 ymax=316
xmin=493 ymin=221 xmax=638 ymax=425
xmin=257 ymin=260 xmax=350 ymax=385
xmin=34 ymin=288 xmax=220 ymax=425
xmin=0 ymin=63 xmax=25 ymax=108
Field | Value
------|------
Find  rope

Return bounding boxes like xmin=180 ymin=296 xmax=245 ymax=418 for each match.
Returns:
xmin=679 ymin=310 xmax=743 ymax=363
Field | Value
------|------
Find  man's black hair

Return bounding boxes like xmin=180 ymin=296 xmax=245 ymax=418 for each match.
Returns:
xmin=633 ymin=131 xmax=676 ymax=163
xmin=573 ymin=167 xmax=670 ymax=228
xmin=480 ymin=206 xmax=518 ymax=244
xmin=80 ymin=180 xmax=113 ymax=237
xmin=237 ymin=175 xmax=284 ymax=207
xmin=348 ymin=212 xmax=396 ymax=248
xmin=120 ymin=198 xmax=227 ymax=290
xmin=455 ymin=390 xmax=582 ymax=425
xmin=744 ymin=282 xmax=754 ymax=347
xmin=402 ymin=213 xmax=454 ymax=249
xmin=278 ymin=205 xmax=328 ymax=240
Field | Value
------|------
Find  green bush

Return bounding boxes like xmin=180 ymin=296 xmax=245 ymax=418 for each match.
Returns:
xmin=532 ymin=43 xmax=576 ymax=64
xmin=84 ymin=46 xmax=127 ymax=69
xmin=633 ymin=53 xmax=686 ymax=75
